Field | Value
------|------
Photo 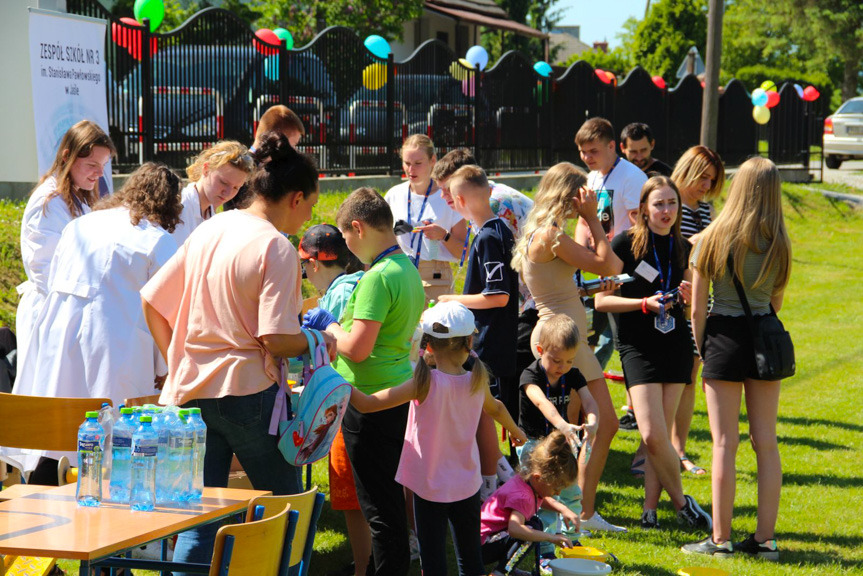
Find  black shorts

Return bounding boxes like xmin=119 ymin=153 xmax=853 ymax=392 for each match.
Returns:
xmin=619 ymin=344 xmax=693 ymax=388
xmin=700 ymin=315 xmax=759 ymax=382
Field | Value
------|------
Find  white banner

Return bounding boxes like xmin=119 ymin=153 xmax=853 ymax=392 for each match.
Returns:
xmin=29 ymin=8 xmax=112 ymax=193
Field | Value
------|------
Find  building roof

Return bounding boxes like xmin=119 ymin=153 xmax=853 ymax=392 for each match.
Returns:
xmin=425 ymin=0 xmax=549 ymax=39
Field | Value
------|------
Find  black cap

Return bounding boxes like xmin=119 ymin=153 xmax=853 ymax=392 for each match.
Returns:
xmin=298 ymin=224 xmax=346 ymax=261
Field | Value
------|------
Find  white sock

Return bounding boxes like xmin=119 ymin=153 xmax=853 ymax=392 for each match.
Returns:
xmin=480 ymin=475 xmax=497 ymax=501
xmin=496 ymin=456 xmax=515 ymax=482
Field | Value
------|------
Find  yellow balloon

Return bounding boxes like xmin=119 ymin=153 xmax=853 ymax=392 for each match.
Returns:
xmin=449 ymin=58 xmax=475 ymax=81
xmin=753 ymin=105 xmax=770 ymax=125
xmin=362 ymin=63 xmax=387 ymax=90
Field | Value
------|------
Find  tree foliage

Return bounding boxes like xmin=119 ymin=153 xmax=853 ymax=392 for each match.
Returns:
xmin=629 ymin=0 xmax=707 ymax=80
xmin=481 ymin=0 xmax=566 ymax=65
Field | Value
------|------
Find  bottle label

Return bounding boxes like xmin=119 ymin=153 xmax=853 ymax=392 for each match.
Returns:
xmin=79 ymin=440 xmax=100 ymax=452
xmin=113 ymin=437 xmax=132 ymax=448
xmin=132 ymin=444 xmax=158 ymax=457
xmin=169 ymin=436 xmax=183 ymax=449
xmin=196 ymin=435 xmax=205 ymax=444
xmin=182 ymin=437 xmax=193 ymax=449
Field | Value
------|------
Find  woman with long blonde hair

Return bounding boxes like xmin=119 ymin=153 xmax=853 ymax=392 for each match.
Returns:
xmin=172 ymin=140 xmax=254 ymax=244
xmin=682 ymin=157 xmax=790 ymax=560
xmin=512 ymin=162 xmax=626 ymax=533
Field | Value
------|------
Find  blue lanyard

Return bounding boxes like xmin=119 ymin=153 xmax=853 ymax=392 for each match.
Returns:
xmin=599 ymin=157 xmax=621 ymax=191
xmin=651 ymin=231 xmax=673 ymax=294
xmin=371 ymin=245 xmax=399 ymax=269
xmin=407 ymin=181 xmax=434 ymax=267
xmin=458 ymin=220 xmax=471 ymax=268
xmin=544 ymin=371 xmax=567 ymax=436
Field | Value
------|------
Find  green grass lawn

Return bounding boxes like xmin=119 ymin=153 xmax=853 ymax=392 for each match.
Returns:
xmin=7 ymin=182 xmax=858 ymax=575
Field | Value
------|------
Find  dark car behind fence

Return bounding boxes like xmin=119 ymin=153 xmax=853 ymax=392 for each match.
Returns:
xmin=69 ymin=0 xmax=826 ymax=178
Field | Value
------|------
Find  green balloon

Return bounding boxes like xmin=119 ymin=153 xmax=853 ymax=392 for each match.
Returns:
xmin=273 ymin=28 xmax=294 ymax=50
xmin=134 ymin=0 xmax=164 ymax=32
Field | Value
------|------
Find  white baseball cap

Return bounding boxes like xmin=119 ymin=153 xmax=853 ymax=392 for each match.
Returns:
xmin=420 ymin=301 xmax=477 ymax=338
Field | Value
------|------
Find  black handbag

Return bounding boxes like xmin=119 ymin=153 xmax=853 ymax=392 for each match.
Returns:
xmin=728 ymin=256 xmax=796 ymax=380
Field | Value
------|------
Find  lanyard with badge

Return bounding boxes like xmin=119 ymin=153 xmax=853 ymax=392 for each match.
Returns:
xmin=406 ymin=181 xmax=433 ymax=267
xmin=651 ymin=231 xmax=676 ymax=333
xmin=371 ymin=245 xmax=400 ymax=269
xmin=592 ymin=157 xmax=620 ymax=235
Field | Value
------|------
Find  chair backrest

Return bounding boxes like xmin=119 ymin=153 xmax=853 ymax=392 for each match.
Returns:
xmin=245 ymin=496 xmax=300 ymax=576
xmin=260 ymin=488 xmax=325 ymax=576
xmin=0 ymin=393 xmax=111 ymax=452
xmin=122 ymin=394 xmax=163 ymax=407
xmin=209 ymin=505 xmax=290 ymax=576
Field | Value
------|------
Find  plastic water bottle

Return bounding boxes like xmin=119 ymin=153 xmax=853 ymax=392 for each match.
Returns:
xmin=426 ymin=239 xmax=440 ymax=261
xmin=168 ymin=409 xmax=191 ymax=503
xmin=110 ymin=408 xmax=135 ymax=503
xmin=178 ymin=409 xmax=195 ymax=501
xmin=132 ymin=406 xmax=143 ymax=425
xmin=130 ymin=415 xmax=158 ymax=511
xmin=152 ymin=408 xmax=179 ymax=505
xmin=187 ymin=408 xmax=207 ymax=502
xmin=76 ymin=411 xmax=105 ymax=507
xmin=98 ymin=403 xmax=115 ymax=485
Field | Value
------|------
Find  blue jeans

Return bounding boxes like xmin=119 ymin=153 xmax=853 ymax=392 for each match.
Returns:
xmin=172 ymin=384 xmax=302 ymax=575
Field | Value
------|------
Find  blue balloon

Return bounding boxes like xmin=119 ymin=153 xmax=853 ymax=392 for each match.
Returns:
xmin=466 ymin=45 xmax=489 ymax=71
xmin=533 ymin=61 xmax=552 ymax=78
xmin=364 ymin=35 xmax=391 ymax=60
xmin=794 ymin=83 xmax=804 ymax=99
xmin=264 ymin=55 xmax=279 ymax=81
xmin=751 ymin=88 xmax=768 ymax=107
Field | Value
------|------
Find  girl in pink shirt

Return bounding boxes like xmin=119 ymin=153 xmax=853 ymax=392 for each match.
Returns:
xmin=350 ymin=301 xmax=527 ymax=576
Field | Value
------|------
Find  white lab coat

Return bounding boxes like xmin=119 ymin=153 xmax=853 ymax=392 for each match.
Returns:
xmin=11 ymin=207 xmax=178 ymax=469
xmin=15 ymin=177 xmax=90 ymax=388
xmin=171 ymin=182 xmax=211 ymax=246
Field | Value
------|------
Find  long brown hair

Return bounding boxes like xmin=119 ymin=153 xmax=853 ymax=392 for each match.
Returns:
xmin=694 ymin=157 xmax=791 ymax=290
xmin=413 ymin=335 xmax=488 ymax=403
xmin=94 ymin=163 xmax=183 ymax=232
xmin=628 ymin=175 xmax=688 ymax=268
xmin=38 ymin=120 xmax=116 ymax=218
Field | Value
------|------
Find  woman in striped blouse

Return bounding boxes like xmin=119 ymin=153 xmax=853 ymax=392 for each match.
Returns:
xmin=670 ymin=146 xmax=725 ymax=477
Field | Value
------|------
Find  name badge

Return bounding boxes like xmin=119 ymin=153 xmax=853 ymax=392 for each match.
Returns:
xmin=634 ymin=260 xmax=659 ymax=283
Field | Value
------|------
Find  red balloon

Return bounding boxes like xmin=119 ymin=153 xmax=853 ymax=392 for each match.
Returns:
xmin=651 ymin=75 xmax=666 ymax=90
xmin=607 ymin=72 xmax=617 ymax=86
xmin=255 ymin=29 xmax=280 ymax=56
xmin=595 ymin=69 xmax=611 ymax=84
xmin=802 ymin=86 xmax=821 ymax=102
xmin=111 ymin=17 xmax=157 ymax=61
xmin=765 ymin=90 xmax=781 ymax=108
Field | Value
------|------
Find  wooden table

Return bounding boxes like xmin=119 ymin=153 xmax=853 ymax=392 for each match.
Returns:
xmin=0 ymin=483 xmax=270 ymax=575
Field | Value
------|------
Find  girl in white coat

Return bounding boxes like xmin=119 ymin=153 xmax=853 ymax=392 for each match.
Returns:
xmin=171 ymin=141 xmax=254 ymax=245
xmin=15 ymin=120 xmax=115 ymax=388
xmin=14 ymin=163 xmax=183 ymax=484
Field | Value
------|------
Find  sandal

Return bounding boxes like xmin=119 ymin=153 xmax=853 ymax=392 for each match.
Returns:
xmin=680 ymin=455 xmax=707 ymax=476
xmin=630 ymin=458 xmax=645 ymax=477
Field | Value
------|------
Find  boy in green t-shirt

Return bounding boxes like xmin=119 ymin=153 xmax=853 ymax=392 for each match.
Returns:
xmin=308 ymin=186 xmax=424 ymax=575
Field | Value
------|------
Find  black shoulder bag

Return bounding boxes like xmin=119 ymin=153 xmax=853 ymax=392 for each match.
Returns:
xmin=728 ymin=255 xmax=796 ymax=380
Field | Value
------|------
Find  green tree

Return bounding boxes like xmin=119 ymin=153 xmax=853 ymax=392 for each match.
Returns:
xmin=481 ymin=0 xmax=566 ymax=65
xmin=629 ymin=0 xmax=707 ymax=80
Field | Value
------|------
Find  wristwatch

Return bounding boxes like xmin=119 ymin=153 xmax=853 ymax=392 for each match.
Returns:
xmin=443 ymin=231 xmax=452 ymax=242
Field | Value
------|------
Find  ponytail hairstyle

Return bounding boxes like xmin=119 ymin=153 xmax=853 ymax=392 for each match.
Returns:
xmin=413 ymin=334 xmax=488 ymax=403
xmin=94 ymin=162 xmax=183 ymax=232
xmin=38 ymin=120 xmax=116 ymax=218
xmin=249 ymin=131 xmax=318 ymax=203
xmin=518 ymin=430 xmax=578 ymax=489
xmin=185 ymin=140 xmax=254 ymax=182
xmin=629 ymin=175 xmax=688 ymax=268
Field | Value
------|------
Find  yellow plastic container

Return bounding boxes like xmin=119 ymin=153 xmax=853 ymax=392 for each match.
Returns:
xmin=558 ymin=547 xmax=610 ymax=562
xmin=677 ymin=568 xmax=730 ymax=576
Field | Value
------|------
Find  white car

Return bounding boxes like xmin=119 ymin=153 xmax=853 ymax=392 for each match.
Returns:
xmin=824 ymin=97 xmax=863 ymax=169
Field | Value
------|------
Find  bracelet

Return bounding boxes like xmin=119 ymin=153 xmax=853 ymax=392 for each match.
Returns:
xmin=443 ymin=231 xmax=451 ymax=242
xmin=641 ymin=298 xmax=649 ymax=314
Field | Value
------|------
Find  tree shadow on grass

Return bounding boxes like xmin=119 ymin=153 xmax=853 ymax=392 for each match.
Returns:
xmin=775 ymin=414 xmax=863 ymax=434
xmin=781 ymin=473 xmax=863 ymax=488
xmin=776 ymin=434 xmax=851 ymax=451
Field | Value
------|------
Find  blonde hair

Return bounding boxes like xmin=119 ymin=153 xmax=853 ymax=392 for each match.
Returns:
xmin=628 ymin=176 xmax=688 ymax=267
xmin=671 ymin=145 xmax=725 ymax=202
xmin=519 ymin=430 xmax=578 ymax=488
xmin=537 ymin=314 xmax=580 ymax=351
xmin=401 ymin=134 xmax=435 ymax=160
xmin=694 ymin=157 xmax=791 ymax=291
xmin=38 ymin=120 xmax=116 ymax=218
xmin=449 ymin=164 xmax=489 ymax=193
xmin=414 ymin=335 xmax=488 ymax=403
xmin=512 ymin=163 xmax=586 ymax=274
xmin=186 ymin=140 xmax=254 ymax=181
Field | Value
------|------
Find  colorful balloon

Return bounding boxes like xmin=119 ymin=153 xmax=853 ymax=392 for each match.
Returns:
xmin=765 ymin=90 xmax=780 ymax=109
xmin=652 ymin=75 xmax=667 ymax=90
xmin=133 ymin=0 xmax=164 ymax=31
xmin=264 ymin=55 xmax=279 ymax=81
xmin=533 ymin=61 xmax=552 ymax=78
xmin=111 ymin=17 xmax=158 ymax=60
xmin=753 ymin=105 xmax=770 ymax=125
xmin=254 ymin=29 xmax=280 ymax=56
xmin=362 ymin=63 xmax=387 ymax=90
xmin=802 ymin=86 xmax=821 ymax=102
xmin=364 ymin=35 xmax=391 ymax=60
xmin=465 ymin=45 xmax=489 ymax=71
xmin=273 ymin=28 xmax=294 ymax=50
xmin=595 ymin=69 xmax=611 ymax=84
xmin=461 ymin=76 xmax=475 ymax=97
xmin=751 ymin=88 xmax=768 ymax=107
xmin=760 ymin=80 xmax=777 ymax=92
xmin=449 ymin=58 xmax=474 ymax=81
xmin=794 ymin=84 xmax=805 ymax=99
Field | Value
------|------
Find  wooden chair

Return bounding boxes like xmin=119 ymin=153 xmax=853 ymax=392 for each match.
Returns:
xmin=244 ymin=496 xmax=300 ymax=576
xmin=122 ymin=394 xmax=163 ymax=407
xmin=244 ymin=488 xmax=324 ymax=576
xmin=0 ymin=393 xmax=111 ymax=482
xmin=209 ymin=505 xmax=290 ymax=576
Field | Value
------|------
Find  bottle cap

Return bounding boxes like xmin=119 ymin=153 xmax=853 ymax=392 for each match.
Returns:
xmin=101 ymin=402 xmax=110 ymax=408
xmin=120 ymin=408 xmax=134 ymax=415
xmin=189 ymin=408 xmax=202 ymax=415
xmin=133 ymin=406 xmax=143 ymax=412
xmin=178 ymin=409 xmax=190 ymax=418
xmin=85 ymin=411 xmax=99 ymax=418
xmin=140 ymin=416 xmax=153 ymax=423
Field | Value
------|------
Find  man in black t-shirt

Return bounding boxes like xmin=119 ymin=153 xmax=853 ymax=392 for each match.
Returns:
xmin=620 ymin=122 xmax=673 ymax=178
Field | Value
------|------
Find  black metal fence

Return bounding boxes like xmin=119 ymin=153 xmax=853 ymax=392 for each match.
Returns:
xmin=68 ymin=0 xmax=826 ymax=177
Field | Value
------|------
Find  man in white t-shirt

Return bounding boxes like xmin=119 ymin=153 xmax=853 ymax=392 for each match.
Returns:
xmin=574 ymin=117 xmax=647 ymax=375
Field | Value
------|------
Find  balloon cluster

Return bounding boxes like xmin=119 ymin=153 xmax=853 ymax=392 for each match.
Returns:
xmin=595 ymin=69 xmax=617 ymax=85
xmin=751 ymin=80 xmax=780 ymax=125
xmin=133 ymin=0 xmax=164 ymax=31
xmin=111 ymin=0 xmax=164 ymax=60
xmin=259 ymin=29 xmax=294 ymax=81
xmin=361 ymin=35 xmax=392 ymax=90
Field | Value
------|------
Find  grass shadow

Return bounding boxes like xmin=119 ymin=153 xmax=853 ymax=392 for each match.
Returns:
xmin=776 ymin=414 xmax=863 ymax=433
xmin=781 ymin=473 xmax=863 ymax=488
xmin=776 ymin=435 xmax=851 ymax=451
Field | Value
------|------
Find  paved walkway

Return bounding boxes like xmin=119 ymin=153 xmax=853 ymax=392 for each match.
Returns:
xmin=823 ymin=159 xmax=863 ymax=191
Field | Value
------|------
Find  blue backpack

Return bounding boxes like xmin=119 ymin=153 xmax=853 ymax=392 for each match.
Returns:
xmin=278 ymin=328 xmax=351 ymax=466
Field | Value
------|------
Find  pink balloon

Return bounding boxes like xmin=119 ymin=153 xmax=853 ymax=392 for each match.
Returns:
xmin=652 ymin=75 xmax=666 ymax=90
xmin=595 ymin=69 xmax=611 ymax=84
xmin=803 ymin=86 xmax=821 ymax=102
xmin=765 ymin=90 xmax=781 ymax=109
xmin=255 ymin=29 xmax=280 ymax=56
xmin=461 ymin=76 xmax=475 ymax=97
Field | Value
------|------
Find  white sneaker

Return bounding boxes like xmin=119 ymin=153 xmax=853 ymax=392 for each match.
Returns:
xmin=580 ymin=511 xmax=628 ymax=533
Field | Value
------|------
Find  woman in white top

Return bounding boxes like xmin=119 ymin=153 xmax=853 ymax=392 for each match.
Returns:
xmin=171 ymin=141 xmax=254 ymax=245
xmin=13 ymin=163 xmax=182 ymax=483
xmin=384 ymin=135 xmax=468 ymax=302
xmin=15 ymin=120 xmax=114 ymax=389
